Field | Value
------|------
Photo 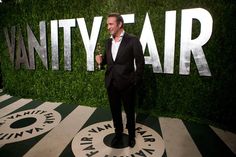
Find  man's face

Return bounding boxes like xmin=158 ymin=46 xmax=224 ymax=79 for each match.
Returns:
xmin=107 ymin=17 xmax=122 ymax=36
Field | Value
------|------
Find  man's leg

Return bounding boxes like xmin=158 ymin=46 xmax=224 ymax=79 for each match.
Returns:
xmin=107 ymin=85 xmax=123 ymax=134
xmin=122 ymin=85 xmax=136 ymax=147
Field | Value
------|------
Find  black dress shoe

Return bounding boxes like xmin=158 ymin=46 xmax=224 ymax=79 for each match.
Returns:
xmin=128 ymin=138 xmax=136 ymax=148
xmin=111 ymin=133 xmax=122 ymax=147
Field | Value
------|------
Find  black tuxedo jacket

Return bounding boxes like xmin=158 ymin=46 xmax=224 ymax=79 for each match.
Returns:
xmin=102 ymin=33 xmax=145 ymax=91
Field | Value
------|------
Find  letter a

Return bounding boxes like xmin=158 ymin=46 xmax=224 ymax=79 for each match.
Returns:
xmin=140 ymin=13 xmax=162 ymax=73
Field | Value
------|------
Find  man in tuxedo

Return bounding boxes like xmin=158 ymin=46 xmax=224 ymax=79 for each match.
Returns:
xmin=95 ymin=13 xmax=144 ymax=148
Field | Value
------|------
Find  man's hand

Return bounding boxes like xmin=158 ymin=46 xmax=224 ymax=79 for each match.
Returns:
xmin=95 ymin=54 xmax=103 ymax=64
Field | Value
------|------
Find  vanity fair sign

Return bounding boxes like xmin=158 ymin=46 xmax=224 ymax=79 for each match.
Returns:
xmin=4 ymin=8 xmax=212 ymax=76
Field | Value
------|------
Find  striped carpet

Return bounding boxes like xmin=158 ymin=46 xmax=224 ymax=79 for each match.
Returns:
xmin=0 ymin=93 xmax=235 ymax=157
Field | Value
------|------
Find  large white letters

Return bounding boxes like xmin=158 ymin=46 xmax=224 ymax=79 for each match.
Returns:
xmin=140 ymin=13 xmax=163 ymax=73
xmin=27 ymin=21 xmax=48 ymax=70
xmin=59 ymin=19 xmax=76 ymax=71
xmin=180 ymin=8 xmax=212 ymax=76
xmin=4 ymin=8 xmax=213 ymax=76
xmin=164 ymin=11 xmax=176 ymax=74
xmin=77 ymin=17 xmax=102 ymax=71
xmin=51 ymin=20 xmax=59 ymax=70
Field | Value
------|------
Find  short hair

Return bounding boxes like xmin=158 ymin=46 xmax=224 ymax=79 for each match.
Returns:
xmin=108 ymin=13 xmax=124 ymax=28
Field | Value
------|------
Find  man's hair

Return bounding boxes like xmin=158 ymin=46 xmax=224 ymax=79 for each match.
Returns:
xmin=108 ymin=13 xmax=124 ymax=28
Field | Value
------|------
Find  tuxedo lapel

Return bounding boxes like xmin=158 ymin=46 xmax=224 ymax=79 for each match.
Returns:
xmin=107 ymin=38 xmax=114 ymax=62
xmin=115 ymin=33 xmax=129 ymax=62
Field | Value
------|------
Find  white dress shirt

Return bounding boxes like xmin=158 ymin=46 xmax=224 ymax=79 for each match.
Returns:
xmin=111 ymin=31 xmax=125 ymax=61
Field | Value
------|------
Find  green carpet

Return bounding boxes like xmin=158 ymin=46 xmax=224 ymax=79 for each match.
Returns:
xmin=0 ymin=93 xmax=235 ymax=157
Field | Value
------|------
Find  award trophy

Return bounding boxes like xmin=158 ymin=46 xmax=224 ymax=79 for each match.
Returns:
xmin=96 ymin=43 xmax=102 ymax=70
xmin=97 ymin=54 xmax=102 ymax=70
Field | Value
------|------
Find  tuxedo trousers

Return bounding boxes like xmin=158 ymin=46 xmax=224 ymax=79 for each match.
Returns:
xmin=107 ymin=82 xmax=136 ymax=138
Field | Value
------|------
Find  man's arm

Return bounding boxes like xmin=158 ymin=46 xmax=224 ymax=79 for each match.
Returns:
xmin=133 ymin=37 xmax=145 ymax=85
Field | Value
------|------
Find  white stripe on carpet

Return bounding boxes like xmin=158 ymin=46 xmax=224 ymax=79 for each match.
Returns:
xmin=210 ymin=126 xmax=236 ymax=154
xmin=0 ymin=98 xmax=32 ymax=118
xmin=159 ymin=117 xmax=202 ymax=157
xmin=0 ymin=94 xmax=12 ymax=103
xmin=36 ymin=102 xmax=62 ymax=110
xmin=23 ymin=105 xmax=96 ymax=157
